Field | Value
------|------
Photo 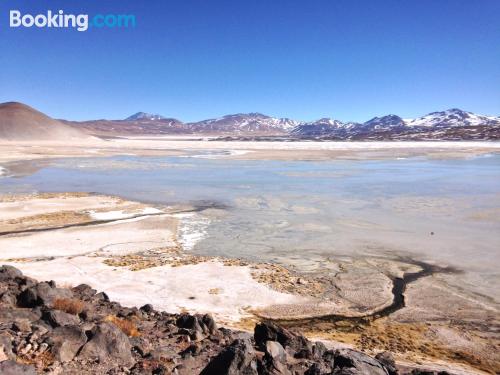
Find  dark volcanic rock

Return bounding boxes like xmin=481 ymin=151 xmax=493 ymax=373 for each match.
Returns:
xmin=254 ymin=321 xmax=309 ymax=353
xmin=0 ymin=360 xmax=37 ymax=375
xmin=0 ymin=265 xmax=23 ymax=281
xmin=332 ymin=348 xmax=389 ymax=375
xmin=72 ymin=283 xmax=97 ymax=298
xmin=42 ymin=309 xmax=80 ymax=327
xmin=176 ymin=312 xmax=218 ymax=336
xmin=265 ymin=340 xmax=286 ymax=363
xmin=140 ymin=303 xmax=154 ymax=313
xmin=47 ymin=325 xmax=87 ymax=362
xmin=18 ymin=282 xmax=73 ymax=307
xmin=200 ymin=339 xmax=258 ymax=375
xmin=0 ymin=332 xmax=15 ymax=359
xmin=78 ymin=322 xmax=135 ymax=367
xmin=376 ymin=351 xmax=398 ymax=375
xmin=0 ymin=265 xmax=462 ymax=375
xmin=0 ymin=307 xmax=40 ymax=326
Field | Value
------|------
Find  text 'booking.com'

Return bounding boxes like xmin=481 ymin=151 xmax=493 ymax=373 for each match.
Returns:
xmin=9 ymin=10 xmax=136 ymax=31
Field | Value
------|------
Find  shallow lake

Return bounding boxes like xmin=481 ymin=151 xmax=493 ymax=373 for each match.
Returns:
xmin=1 ymin=151 xmax=499 ymax=300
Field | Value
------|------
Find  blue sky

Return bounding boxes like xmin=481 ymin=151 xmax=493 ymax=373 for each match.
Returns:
xmin=1 ymin=0 xmax=499 ymax=122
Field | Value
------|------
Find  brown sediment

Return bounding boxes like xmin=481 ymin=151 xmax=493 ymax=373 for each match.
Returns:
xmin=249 ymin=263 xmax=326 ymax=298
xmin=1 ymin=211 xmax=93 ymax=233
xmin=0 ymin=203 xmax=225 ymax=238
xmin=0 ymin=191 xmax=92 ymax=202
xmin=0 ymin=211 xmax=169 ymax=237
xmin=102 ymin=246 xmax=212 ymax=270
xmin=253 ymin=259 xmax=500 ymax=373
xmin=303 ymin=319 xmax=499 ymax=374
xmin=268 ymin=258 xmax=460 ymax=325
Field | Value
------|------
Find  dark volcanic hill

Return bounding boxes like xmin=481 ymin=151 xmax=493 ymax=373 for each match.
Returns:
xmin=0 ymin=102 xmax=90 ymax=141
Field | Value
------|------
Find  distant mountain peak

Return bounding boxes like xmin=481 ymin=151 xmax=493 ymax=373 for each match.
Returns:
xmin=125 ymin=112 xmax=166 ymax=121
xmin=406 ymin=108 xmax=499 ymax=128
xmin=188 ymin=113 xmax=299 ymax=133
xmin=363 ymin=115 xmax=405 ymax=129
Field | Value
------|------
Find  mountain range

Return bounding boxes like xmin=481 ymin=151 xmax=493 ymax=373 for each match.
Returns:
xmin=69 ymin=108 xmax=500 ymax=140
xmin=0 ymin=102 xmax=499 ymax=141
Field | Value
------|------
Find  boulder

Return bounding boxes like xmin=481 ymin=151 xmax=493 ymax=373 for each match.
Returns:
xmin=72 ymin=284 xmax=97 ymax=298
xmin=130 ymin=336 xmax=152 ymax=357
xmin=200 ymin=339 xmax=258 ymax=375
xmin=18 ymin=282 xmax=73 ymax=307
xmin=201 ymin=314 xmax=218 ymax=335
xmin=375 ymin=351 xmax=398 ymax=375
xmin=305 ymin=363 xmax=322 ymax=375
xmin=331 ymin=348 xmax=389 ymax=375
xmin=0 ymin=360 xmax=37 ymax=375
xmin=254 ymin=322 xmax=310 ymax=353
xmin=263 ymin=340 xmax=291 ymax=375
xmin=12 ymin=319 xmax=32 ymax=332
xmin=176 ymin=313 xmax=217 ymax=337
xmin=0 ymin=307 xmax=40 ymax=326
xmin=0 ymin=333 xmax=14 ymax=360
xmin=94 ymin=291 xmax=110 ymax=301
xmin=31 ymin=321 xmax=51 ymax=336
xmin=47 ymin=325 xmax=87 ymax=362
xmin=176 ymin=314 xmax=203 ymax=332
xmin=0 ymin=265 xmax=23 ymax=281
xmin=265 ymin=341 xmax=286 ymax=363
xmin=42 ymin=309 xmax=80 ymax=327
xmin=140 ymin=303 xmax=154 ymax=313
xmin=78 ymin=322 xmax=135 ymax=368
xmin=0 ymin=291 xmax=17 ymax=306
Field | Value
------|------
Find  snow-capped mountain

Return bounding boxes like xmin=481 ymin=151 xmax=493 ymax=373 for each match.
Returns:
xmin=188 ymin=113 xmax=299 ymax=134
xmin=125 ymin=112 xmax=166 ymax=121
xmin=291 ymin=109 xmax=500 ymax=140
xmin=291 ymin=118 xmax=353 ymax=136
xmin=361 ymin=115 xmax=406 ymax=130
xmin=62 ymin=106 xmax=499 ymax=139
xmin=405 ymin=108 xmax=500 ymax=128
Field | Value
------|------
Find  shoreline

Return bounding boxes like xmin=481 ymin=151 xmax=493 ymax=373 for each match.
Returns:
xmin=1 ymin=139 xmax=500 ymax=166
xmin=268 ymin=259 xmax=460 ymax=325
xmin=1 ymin=264 xmax=491 ymax=375
xmin=0 ymin=192 xmax=498 ymax=372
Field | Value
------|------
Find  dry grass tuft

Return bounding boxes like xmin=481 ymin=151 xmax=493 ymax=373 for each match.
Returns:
xmin=52 ymin=298 xmax=85 ymax=315
xmin=105 ymin=315 xmax=140 ymax=337
xmin=17 ymin=350 xmax=55 ymax=369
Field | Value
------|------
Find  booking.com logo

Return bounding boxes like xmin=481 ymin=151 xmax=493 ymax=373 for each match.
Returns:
xmin=9 ymin=10 xmax=136 ymax=31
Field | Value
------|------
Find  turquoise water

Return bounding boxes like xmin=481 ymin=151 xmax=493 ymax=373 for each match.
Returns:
xmin=1 ymin=153 xmax=500 ymax=298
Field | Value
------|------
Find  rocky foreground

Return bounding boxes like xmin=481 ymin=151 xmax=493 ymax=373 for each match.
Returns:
xmin=0 ymin=265 xmax=462 ymax=375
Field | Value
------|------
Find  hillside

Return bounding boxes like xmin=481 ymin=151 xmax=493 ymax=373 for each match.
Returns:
xmin=0 ymin=102 xmax=91 ymax=141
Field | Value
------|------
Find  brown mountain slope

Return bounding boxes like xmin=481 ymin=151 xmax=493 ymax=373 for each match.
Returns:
xmin=0 ymin=102 xmax=91 ymax=141
xmin=66 ymin=118 xmax=188 ymax=136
